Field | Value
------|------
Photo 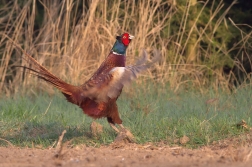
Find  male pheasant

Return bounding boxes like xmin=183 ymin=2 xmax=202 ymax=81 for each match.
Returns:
xmin=18 ymin=33 xmax=159 ymax=141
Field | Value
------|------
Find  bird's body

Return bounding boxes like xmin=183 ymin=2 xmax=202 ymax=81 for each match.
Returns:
xmin=79 ymin=52 xmax=126 ymax=124
xmin=18 ymin=32 xmax=159 ymax=141
xmin=61 ymin=52 xmax=125 ymax=123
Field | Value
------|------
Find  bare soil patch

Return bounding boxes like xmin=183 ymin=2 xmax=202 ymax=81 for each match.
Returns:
xmin=0 ymin=135 xmax=252 ymax=167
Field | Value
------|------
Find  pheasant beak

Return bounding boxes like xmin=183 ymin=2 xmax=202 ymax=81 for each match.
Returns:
xmin=129 ymin=34 xmax=134 ymax=40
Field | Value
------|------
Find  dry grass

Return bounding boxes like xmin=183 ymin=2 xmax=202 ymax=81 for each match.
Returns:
xmin=0 ymin=0 xmax=251 ymax=96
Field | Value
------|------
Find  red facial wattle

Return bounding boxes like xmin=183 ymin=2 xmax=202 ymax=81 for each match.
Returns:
xmin=119 ymin=33 xmax=134 ymax=46
xmin=122 ymin=38 xmax=130 ymax=46
xmin=121 ymin=33 xmax=130 ymax=46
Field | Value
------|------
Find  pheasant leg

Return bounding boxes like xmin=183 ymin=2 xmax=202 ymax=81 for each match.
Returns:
xmin=109 ymin=123 xmax=120 ymax=133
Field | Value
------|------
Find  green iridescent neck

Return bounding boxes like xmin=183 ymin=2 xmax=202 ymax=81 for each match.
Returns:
xmin=111 ymin=40 xmax=127 ymax=55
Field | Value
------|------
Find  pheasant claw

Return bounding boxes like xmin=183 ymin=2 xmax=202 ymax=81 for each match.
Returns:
xmin=114 ymin=125 xmax=135 ymax=143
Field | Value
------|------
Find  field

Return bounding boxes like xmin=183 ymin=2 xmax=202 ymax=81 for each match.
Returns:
xmin=0 ymin=140 xmax=252 ymax=167
xmin=0 ymin=0 xmax=252 ymax=166
xmin=0 ymin=84 xmax=252 ymax=166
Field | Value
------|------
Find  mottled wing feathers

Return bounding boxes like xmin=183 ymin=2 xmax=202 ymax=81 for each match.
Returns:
xmin=135 ymin=49 xmax=148 ymax=66
xmin=82 ymin=50 xmax=160 ymax=102
xmin=106 ymin=49 xmax=160 ymax=100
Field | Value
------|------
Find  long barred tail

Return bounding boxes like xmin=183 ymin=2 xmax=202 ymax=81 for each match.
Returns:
xmin=16 ymin=49 xmax=81 ymax=105
xmin=20 ymin=52 xmax=75 ymax=95
xmin=5 ymin=34 xmax=80 ymax=104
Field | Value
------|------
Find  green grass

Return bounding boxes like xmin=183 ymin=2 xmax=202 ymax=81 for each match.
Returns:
xmin=0 ymin=84 xmax=251 ymax=148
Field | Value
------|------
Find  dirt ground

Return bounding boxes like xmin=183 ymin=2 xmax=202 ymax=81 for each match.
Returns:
xmin=0 ymin=135 xmax=252 ymax=167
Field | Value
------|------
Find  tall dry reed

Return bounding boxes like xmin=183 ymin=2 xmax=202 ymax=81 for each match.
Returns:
xmin=0 ymin=0 xmax=251 ymax=96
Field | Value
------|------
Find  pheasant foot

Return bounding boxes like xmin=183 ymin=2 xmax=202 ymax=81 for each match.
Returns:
xmin=114 ymin=125 xmax=135 ymax=143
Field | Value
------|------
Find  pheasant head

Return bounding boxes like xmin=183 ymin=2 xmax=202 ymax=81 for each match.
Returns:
xmin=112 ymin=33 xmax=134 ymax=55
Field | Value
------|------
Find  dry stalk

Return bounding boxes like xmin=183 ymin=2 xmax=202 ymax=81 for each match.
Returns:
xmin=0 ymin=138 xmax=14 ymax=148
xmin=55 ymin=130 xmax=67 ymax=158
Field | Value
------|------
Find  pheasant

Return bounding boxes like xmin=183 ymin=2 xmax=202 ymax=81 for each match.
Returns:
xmin=17 ymin=32 xmax=159 ymax=142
